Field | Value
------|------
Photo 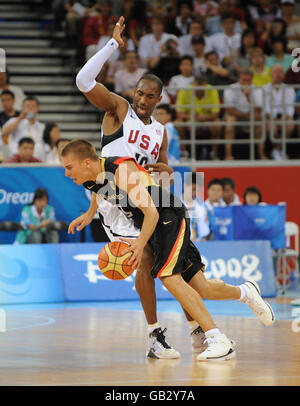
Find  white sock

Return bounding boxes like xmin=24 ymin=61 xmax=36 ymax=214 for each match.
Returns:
xmin=188 ymin=320 xmax=198 ymax=333
xmin=148 ymin=323 xmax=160 ymax=334
xmin=205 ymin=328 xmax=221 ymax=337
xmin=238 ymin=284 xmax=247 ymax=300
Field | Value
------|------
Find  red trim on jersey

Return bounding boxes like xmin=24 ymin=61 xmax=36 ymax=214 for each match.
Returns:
xmin=157 ymin=219 xmax=185 ymax=279
xmin=113 ymin=157 xmax=149 ymax=174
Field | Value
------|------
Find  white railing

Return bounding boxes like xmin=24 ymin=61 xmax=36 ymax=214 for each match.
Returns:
xmin=166 ymin=83 xmax=300 ymax=162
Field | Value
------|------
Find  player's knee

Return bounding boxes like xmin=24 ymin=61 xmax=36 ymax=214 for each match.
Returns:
xmin=160 ymin=274 xmax=182 ymax=292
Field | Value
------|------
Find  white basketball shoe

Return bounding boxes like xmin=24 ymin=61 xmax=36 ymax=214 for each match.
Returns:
xmin=147 ymin=327 xmax=180 ymax=359
xmin=240 ymin=280 xmax=275 ymax=326
xmin=191 ymin=325 xmax=236 ymax=354
xmin=196 ymin=333 xmax=236 ymax=361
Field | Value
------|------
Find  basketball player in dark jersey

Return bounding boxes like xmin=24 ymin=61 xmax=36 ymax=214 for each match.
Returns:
xmin=61 ymin=140 xmax=275 ymax=360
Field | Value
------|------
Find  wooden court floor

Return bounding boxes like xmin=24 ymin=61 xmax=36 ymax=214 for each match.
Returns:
xmin=0 ymin=303 xmax=299 ymax=386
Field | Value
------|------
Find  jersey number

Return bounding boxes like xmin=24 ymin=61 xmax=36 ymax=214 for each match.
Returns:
xmin=135 ymin=153 xmax=148 ymax=166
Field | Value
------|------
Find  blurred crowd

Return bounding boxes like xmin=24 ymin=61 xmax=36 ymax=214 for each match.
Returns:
xmin=1 ymin=0 xmax=300 ymax=162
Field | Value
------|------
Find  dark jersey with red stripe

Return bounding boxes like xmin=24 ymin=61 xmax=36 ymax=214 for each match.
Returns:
xmin=83 ymin=156 xmax=185 ymax=230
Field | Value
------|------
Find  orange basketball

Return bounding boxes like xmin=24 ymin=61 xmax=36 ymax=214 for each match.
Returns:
xmin=98 ymin=241 xmax=135 ymax=280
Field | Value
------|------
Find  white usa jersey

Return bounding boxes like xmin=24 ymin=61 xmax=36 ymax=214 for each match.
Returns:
xmin=101 ymin=102 xmax=165 ymax=166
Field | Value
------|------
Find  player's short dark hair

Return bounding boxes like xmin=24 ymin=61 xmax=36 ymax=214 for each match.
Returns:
xmin=207 ymin=178 xmax=223 ymax=189
xmin=1 ymin=89 xmax=15 ymax=99
xmin=18 ymin=137 xmax=35 ymax=147
xmin=243 ymin=186 xmax=262 ymax=203
xmin=221 ymin=177 xmax=235 ymax=189
xmin=136 ymin=74 xmax=163 ymax=96
xmin=61 ymin=139 xmax=98 ymax=161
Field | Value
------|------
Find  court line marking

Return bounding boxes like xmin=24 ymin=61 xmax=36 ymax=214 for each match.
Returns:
xmin=41 ymin=375 xmax=300 ymax=386
xmin=5 ymin=315 xmax=56 ymax=332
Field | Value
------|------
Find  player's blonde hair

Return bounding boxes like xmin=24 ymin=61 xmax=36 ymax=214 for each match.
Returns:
xmin=61 ymin=139 xmax=98 ymax=161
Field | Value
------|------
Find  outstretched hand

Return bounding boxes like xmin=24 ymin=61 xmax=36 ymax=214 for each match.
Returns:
xmin=113 ymin=16 xmax=126 ymax=48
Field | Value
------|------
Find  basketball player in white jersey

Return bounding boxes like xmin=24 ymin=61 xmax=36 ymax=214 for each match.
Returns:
xmin=71 ymin=16 xmax=275 ymax=359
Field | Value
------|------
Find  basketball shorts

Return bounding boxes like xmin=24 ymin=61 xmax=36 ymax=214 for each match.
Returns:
xmin=149 ymin=207 xmax=205 ymax=281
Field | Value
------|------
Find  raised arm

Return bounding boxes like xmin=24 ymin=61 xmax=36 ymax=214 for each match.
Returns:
xmin=75 ymin=16 xmax=128 ymax=119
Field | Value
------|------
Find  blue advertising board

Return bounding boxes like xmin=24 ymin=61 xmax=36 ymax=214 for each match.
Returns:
xmin=0 ymin=239 xmax=276 ymax=304
xmin=0 ymin=244 xmax=64 ymax=304
xmin=60 ymin=240 xmax=277 ymax=301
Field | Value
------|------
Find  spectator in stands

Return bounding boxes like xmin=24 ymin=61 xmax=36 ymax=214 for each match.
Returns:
xmin=0 ymin=90 xmax=19 ymax=128
xmin=243 ymin=186 xmax=263 ymax=205
xmin=4 ymin=137 xmax=41 ymax=163
xmin=204 ymin=51 xmax=234 ymax=91
xmin=64 ymin=1 xmax=93 ymax=47
xmin=248 ymin=0 xmax=282 ymax=36
xmin=284 ymin=65 xmax=300 ymax=86
xmin=231 ymin=29 xmax=257 ymax=78
xmin=176 ymin=74 xmax=221 ymax=160
xmin=281 ymin=0 xmax=300 ymax=52
xmin=114 ymin=51 xmax=147 ymax=102
xmin=0 ymin=70 xmax=25 ymax=112
xmin=207 ymin=13 xmax=241 ymax=64
xmin=223 ymin=69 xmax=266 ymax=160
xmin=155 ymin=104 xmax=180 ymax=164
xmin=177 ymin=19 xmax=206 ymax=57
xmin=167 ymin=0 xmax=193 ymax=36
xmin=191 ymin=35 xmax=207 ymax=76
xmin=262 ymin=64 xmax=296 ymax=160
xmin=182 ymin=171 xmax=210 ymax=241
xmin=295 ymin=89 xmax=300 ymax=144
xmin=105 ymin=39 xmax=140 ymax=90
xmin=249 ymin=47 xmax=271 ymax=86
xmin=138 ymin=16 xmax=178 ymax=67
xmin=265 ymin=38 xmax=294 ymax=72
xmin=205 ymin=0 xmax=244 ymax=36
xmin=125 ymin=0 xmax=150 ymax=49
xmin=258 ymin=18 xmax=287 ymax=56
xmin=15 ymin=188 xmax=59 ymax=244
xmin=85 ymin=21 xmax=132 ymax=62
xmin=82 ymin=1 xmax=118 ymax=56
xmin=204 ymin=177 xmax=226 ymax=236
xmin=193 ymin=0 xmax=219 ymax=19
xmin=149 ymin=38 xmax=181 ymax=85
xmin=1 ymin=96 xmax=46 ymax=161
xmin=43 ymin=122 xmax=63 ymax=164
xmin=57 ymin=138 xmax=71 ymax=162
xmin=220 ymin=177 xmax=242 ymax=206
xmin=167 ymin=55 xmax=195 ymax=99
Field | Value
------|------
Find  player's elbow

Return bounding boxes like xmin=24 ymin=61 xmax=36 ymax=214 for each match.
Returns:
xmin=75 ymin=70 xmax=96 ymax=94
